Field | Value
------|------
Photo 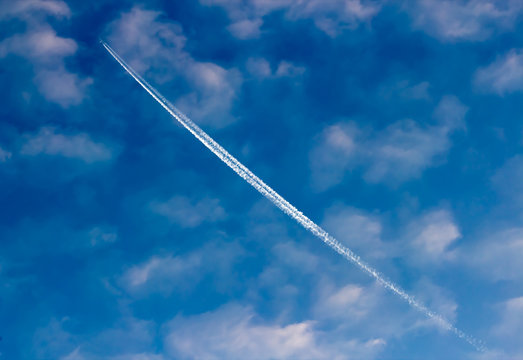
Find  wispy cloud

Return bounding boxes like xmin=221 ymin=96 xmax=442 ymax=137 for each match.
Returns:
xmin=0 ymin=3 xmax=91 ymax=107
xmin=21 ymin=127 xmax=113 ymax=163
xmin=119 ymin=241 xmax=244 ymax=297
xmin=474 ymin=49 xmax=523 ymax=95
xmin=201 ymin=0 xmax=380 ymax=38
xmin=246 ymin=57 xmax=306 ymax=79
xmin=309 ymin=96 xmax=468 ymax=189
xmin=407 ymin=0 xmax=523 ymax=41
xmin=407 ymin=209 xmax=461 ymax=263
xmin=0 ymin=146 xmax=12 ymax=162
xmin=150 ymin=195 xmax=226 ymax=228
xmin=163 ymin=303 xmax=386 ymax=360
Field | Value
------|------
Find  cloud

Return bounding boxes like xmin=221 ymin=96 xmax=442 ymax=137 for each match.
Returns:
xmin=33 ymin=318 xmax=78 ymax=359
xmin=0 ymin=28 xmax=76 ymax=60
xmin=35 ymin=68 xmax=93 ymax=106
xmin=493 ymin=297 xmax=523 ymax=337
xmin=275 ymin=61 xmax=306 ymax=77
xmin=120 ymin=253 xmax=203 ymax=295
xmin=0 ymin=3 xmax=91 ymax=107
xmin=106 ymin=7 xmax=242 ymax=128
xmin=322 ymin=205 xmax=388 ymax=259
xmin=474 ymin=49 xmax=523 ymax=95
xmin=0 ymin=0 xmax=71 ymax=19
xmin=410 ymin=278 xmax=458 ymax=327
xmin=33 ymin=316 xmax=161 ymax=360
xmin=20 ymin=127 xmax=113 ymax=163
xmin=488 ymin=297 xmax=523 ymax=356
xmin=164 ymin=304 xmax=324 ymax=360
xmin=313 ymin=283 xmax=375 ymax=321
xmin=286 ymin=0 xmax=380 ymax=37
xmin=21 ymin=127 xmax=113 ymax=163
xmin=0 ymin=146 xmax=12 ymax=162
xmin=407 ymin=209 xmax=461 ymax=263
xmin=150 ymin=195 xmax=226 ymax=228
xmin=309 ymin=122 xmax=358 ymax=191
xmin=119 ymin=241 xmax=244 ymax=297
xmin=200 ymin=0 xmax=380 ymax=38
xmin=246 ymin=57 xmax=306 ymax=79
xmin=464 ymin=227 xmax=523 ymax=282
xmin=246 ymin=57 xmax=272 ymax=78
xmin=227 ymin=18 xmax=263 ymax=39
xmin=309 ymin=96 xmax=467 ymax=189
xmin=407 ymin=0 xmax=523 ymax=41
xmin=163 ymin=303 xmax=386 ymax=360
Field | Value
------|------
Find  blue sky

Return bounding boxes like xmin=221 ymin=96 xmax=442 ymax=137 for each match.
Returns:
xmin=1 ymin=0 xmax=523 ymax=359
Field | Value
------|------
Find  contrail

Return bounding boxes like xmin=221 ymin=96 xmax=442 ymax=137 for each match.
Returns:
xmin=101 ymin=40 xmax=485 ymax=352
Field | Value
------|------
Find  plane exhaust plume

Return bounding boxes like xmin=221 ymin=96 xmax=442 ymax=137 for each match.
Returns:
xmin=100 ymin=40 xmax=485 ymax=352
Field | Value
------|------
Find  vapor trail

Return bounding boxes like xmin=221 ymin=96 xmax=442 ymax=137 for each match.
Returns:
xmin=101 ymin=40 xmax=485 ymax=352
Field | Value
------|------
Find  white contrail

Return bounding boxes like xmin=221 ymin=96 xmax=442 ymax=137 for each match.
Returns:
xmin=101 ymin=40 xmax=485 ymax=352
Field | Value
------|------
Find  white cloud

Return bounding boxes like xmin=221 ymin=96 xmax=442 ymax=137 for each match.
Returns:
xmin=493 ymin=297 xmax=523 ymax=337
xmin=33 ymin=318 xmax=78 ymax=359
xmin=106 ymin=7 xmax=242 ymax=128
xmin=21 ymin=127 xmax=113 ymax=163
xmin=275 ymin=61 xmax=306 ymax=77
xmin=487 ymin=297 xmax=523 ymax=356
xmin=119 ymin=241 xmax=244 ymax=296
xmin=0 ymin=0 xmax=71 ymax=19
xmin=0 ymin=146 xmax=12 ymax=162
xmin=322 ymin=205 xmax=388 ymax=259
xmin=309 ymin=96 xmax=467 ymax=189
xmin=474 ymin=49 xmax=523 ymax=95
xmin=407 ymin=209 xmax=461 ymax=262
xmin=121 ymin=254 xmax=202 ymax=292
xmin=313 ymin=283 xmax=375 ymax=321
xmin=309 ymin=122 xmax=358 ymax=191
xmin=246 ymin=57 xmax=306 ymax=79
xmin=150 ymin=195 xmax=226 ymax=227
xmin=164 ymin=304 xmax=324 ymax=360
xmin=464 ymin=227 xmax=523 ymax=282
xmin=227 ymin=18 xmax=263 ymax=39
xmin=35 ymin=67 xmax=93 ymax=106
xmin=0 ymin=3 xmax=91 ymax=107
xmin=287 ymin=0 xmax=380 ymax=37
xmin=0 ymin=28 xmax=76 ymax=60
xmin=410 ymin=278 xmax=458 ymax=328
xmin=201 ymin=0 xmax=380 ymax=38
xmin=246 ymin=57 xmax=272 ymax=77
xmin=164 ymin=303 xmax=386 ymax=360
xmin=407 ymin=0 xmax=523 ymax=41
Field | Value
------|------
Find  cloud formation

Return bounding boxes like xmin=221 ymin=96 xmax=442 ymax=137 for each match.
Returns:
xmin=407 ymin=0 xmax=523 ymax=41
xmin=475 ymin=49 xmax=523 ymax=95
xmin=309 ymin=96 xmax=468 ymax=189
xmin=0 ymin=1 xmax=91 ymax=106
xmin=201 ymin=0 xmax=380 ymax=38
xmin=150 ymin=196 xmax=226 ymax=228
xmin=21 ymin=127 xmax=113 ymax=163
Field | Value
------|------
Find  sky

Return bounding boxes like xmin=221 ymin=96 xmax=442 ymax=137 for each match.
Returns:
xmin=1 ymin=0 xmax=523 ymax=359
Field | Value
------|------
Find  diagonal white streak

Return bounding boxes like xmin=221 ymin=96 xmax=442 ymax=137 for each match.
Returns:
xmin=101 ymin=40 xmax=485 ymax=352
